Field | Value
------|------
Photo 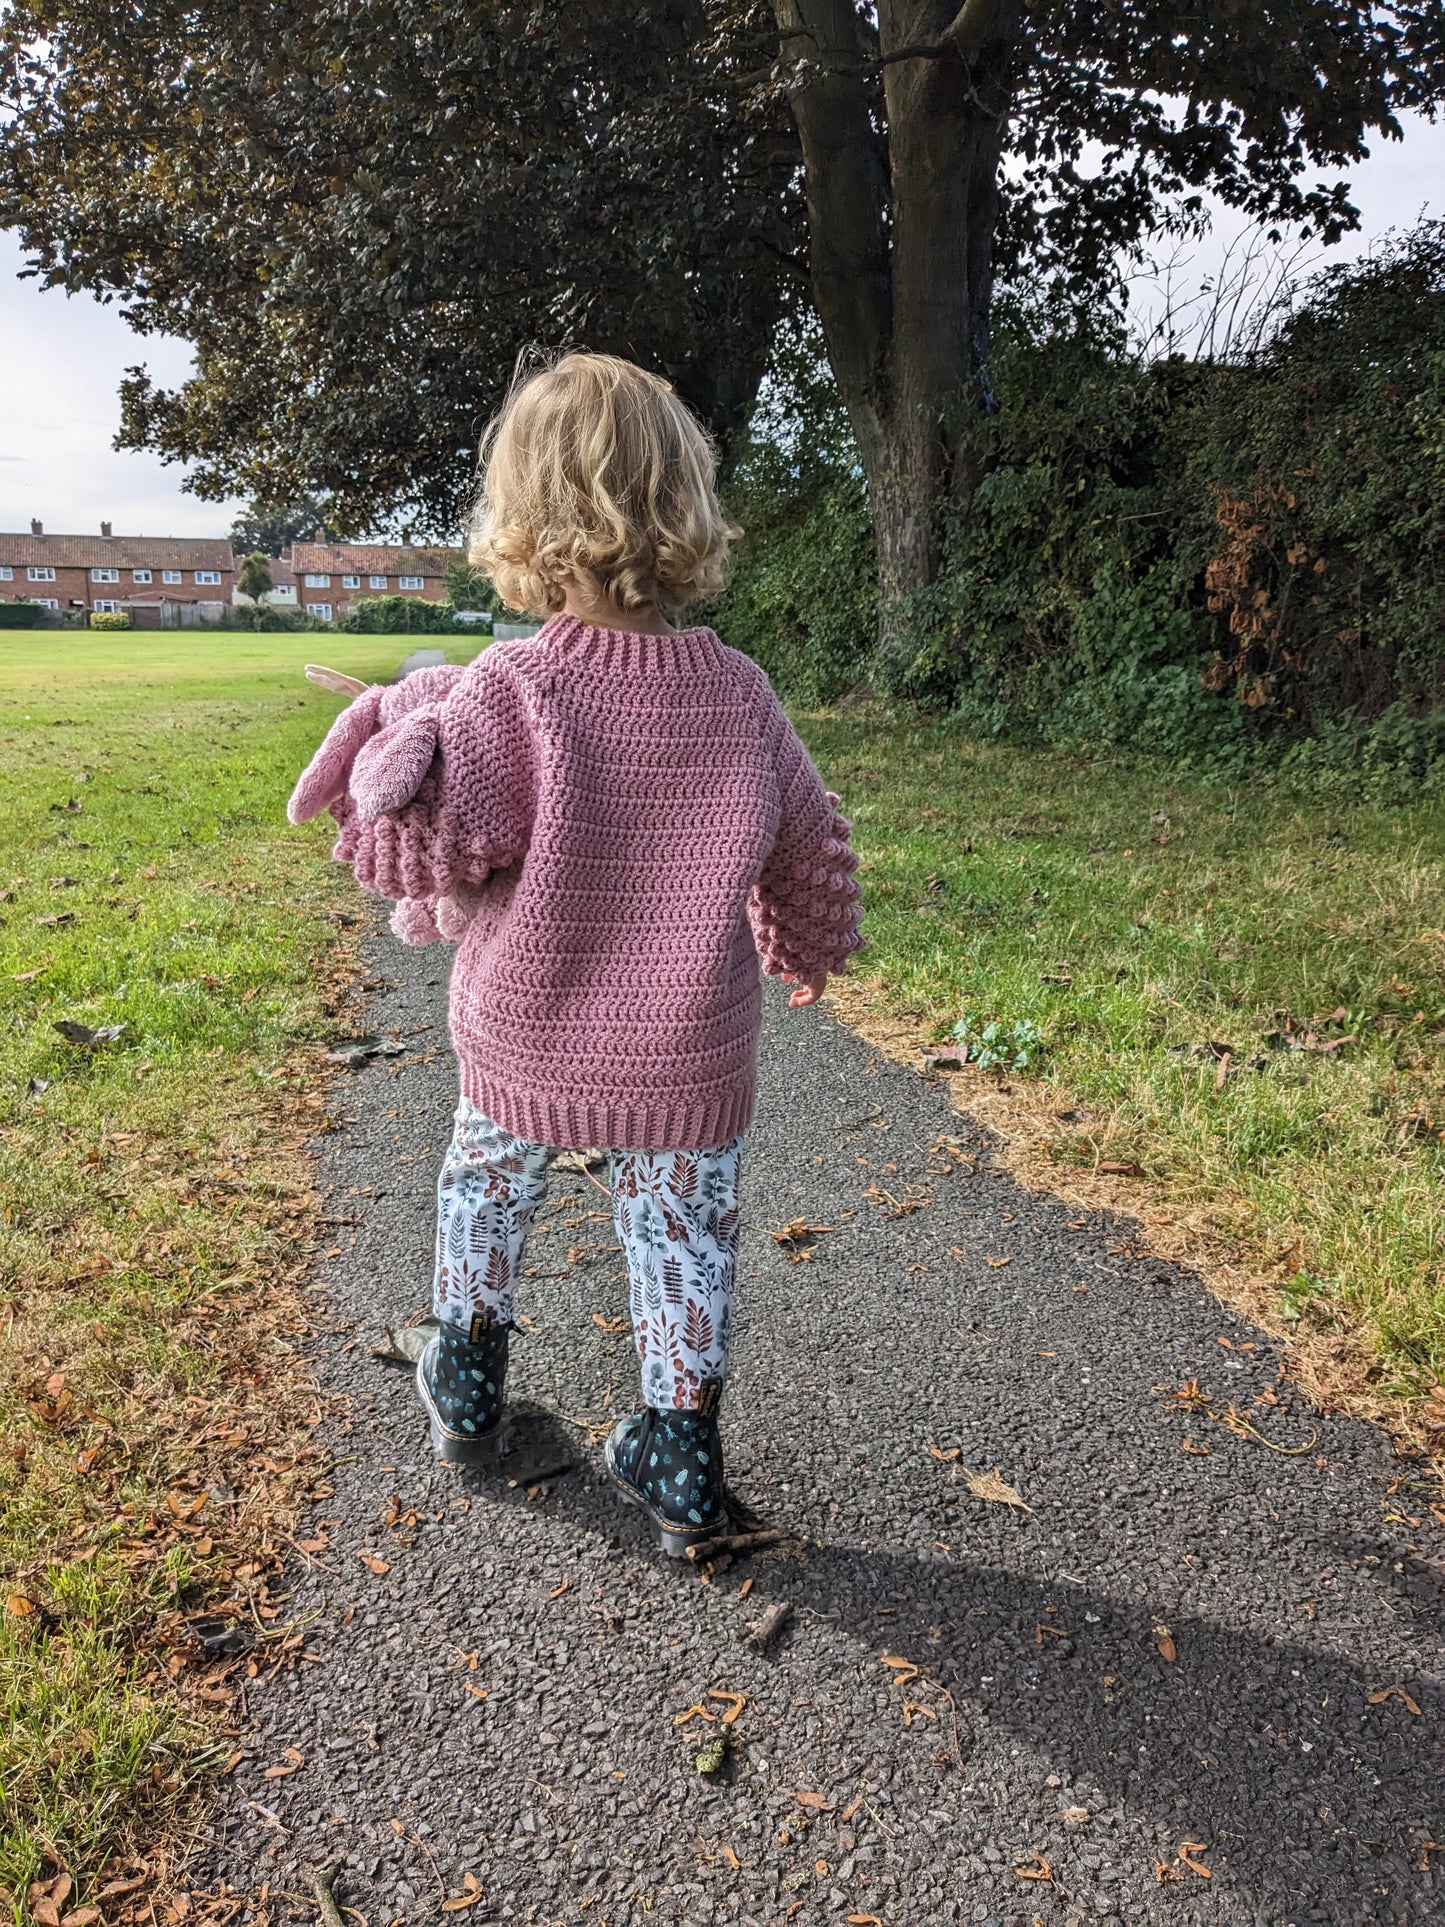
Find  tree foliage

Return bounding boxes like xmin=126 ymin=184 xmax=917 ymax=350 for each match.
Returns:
xmin=229 ymin=499 xmax=327 ymax=557
xmin=1 ymin=0 xmax=1440 ymax=595
xmin=725 ymin=222 xmax=1445 ymax=790
xmin=0 ymin=2 xmax=798 ymax=536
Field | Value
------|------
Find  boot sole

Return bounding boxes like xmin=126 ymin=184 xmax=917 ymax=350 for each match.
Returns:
xmin=415 ymin=1353 xmax=507 ymax=1466
xmin=603 ymin=1433 xmax=716 ymax=1560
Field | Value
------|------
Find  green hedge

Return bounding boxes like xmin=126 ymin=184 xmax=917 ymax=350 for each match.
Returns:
xmin=721 ymin=222 xmax=1445 ymax=792
xmin=336 ymin=594 xmax=458 ymax=634
xmin=0 ymin=602 xmax=48 ymax=629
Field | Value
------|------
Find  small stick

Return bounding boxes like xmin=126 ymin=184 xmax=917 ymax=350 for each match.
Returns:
xmin=308 ymin=1867 xmax=346 ymax=1927
xmin=685 ymin=1526 xmax=792 ymax=1563
xmin=742 ymin=1600 xmax=793 ymax=1650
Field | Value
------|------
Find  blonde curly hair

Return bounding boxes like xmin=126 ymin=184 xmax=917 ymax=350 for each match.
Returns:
xmin=469 ymin=352 xmax=737 ymax=619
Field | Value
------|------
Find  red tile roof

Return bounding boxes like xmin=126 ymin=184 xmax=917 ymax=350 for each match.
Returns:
xmin=0 ymin=532 xmax=236 ymax=571
xmin=290 ymin=541 xmax=462 ymax=576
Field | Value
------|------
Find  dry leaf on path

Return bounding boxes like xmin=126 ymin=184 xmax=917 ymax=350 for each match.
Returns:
xmin=1014 ymin=1854 xmax=1053 ymax=1882
xmin=707 ymin=1689 xmax=747 ymax=1725
xmin=438 ymin=1874 xmax=484 ymax=1913
xmin=1154 ymin=1624 xmax=1177 ymax=1664
xmin=773 ymin=1219 xmax=832 ymax=1261
xmin=674 ymin=1702 xmax=716 ymax=1727
xmin=1178 ymin=1842 xmax=1212 ymax=1878
xmin=262 ymin=1748 xmax=304 ymax=1779
xmin=964 ymin=1466 xmax=1032 ymax=1511
xmin=788 ymin=1790 xmax=836 ymax=1812
xmin=845 ymin=1915 xmax=884 ymax=1925
xmin=985 ymin=1255 xmax=1012 ymax=1268
xmin=1368 ymin=1685 xmax=1422 ymax=1715
xmin=902 ymin=1701 xmax=936 ymax=1726
xmin=358 ymin=1553 xmax=390 ymax=1575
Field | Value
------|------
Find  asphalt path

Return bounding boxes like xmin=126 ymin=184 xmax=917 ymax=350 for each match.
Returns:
xmin=196 ymin=926 xmax=1444 ymax=1927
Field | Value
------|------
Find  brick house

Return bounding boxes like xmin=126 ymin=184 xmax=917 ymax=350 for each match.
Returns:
xmin=288 ymin=540 xmax=464 ymax=621
xmin=0 ymin=521 xmax=236 ymax=626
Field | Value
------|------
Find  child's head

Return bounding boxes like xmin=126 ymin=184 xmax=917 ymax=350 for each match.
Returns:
xmin=470 ymin=352 xmax=736 ymax=620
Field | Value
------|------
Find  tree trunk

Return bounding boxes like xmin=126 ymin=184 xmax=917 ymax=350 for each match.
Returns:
xmin=775 ymin=0 xmax=1019 ymax=671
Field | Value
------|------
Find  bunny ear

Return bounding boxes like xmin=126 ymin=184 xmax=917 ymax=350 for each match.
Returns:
xmin=349 ymin=706 xmax=441 ymax=820
xmin=287 ymin=687 xmax=385 ymax=823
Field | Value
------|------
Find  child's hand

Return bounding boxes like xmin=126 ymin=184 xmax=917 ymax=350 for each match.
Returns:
xmin=783 ymin=971 xmax=828 ymax=1008
xmin=305 ymin=663 xmax=368 ymax=698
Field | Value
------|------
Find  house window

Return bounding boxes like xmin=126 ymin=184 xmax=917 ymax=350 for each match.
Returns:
xmin=91 ymin=568 xmax=120 ymax=583
xmin=28 ymin=566 xmax=56 ymax=582
xmin=194 ymin=570 xmax=222 ymax=586
xmin=0 ymin=567 xmax=12 ymax=580
xmin=369 ymin=574 xmax=388 ymax=589
xmin=398 ymin=574 xmax=424 ymax=590
xmin=93 ymin=599 xmax=121 ymax=614
xmin=132 ymin=569 xmax=152 ymax=584
xmin=305 ymin=573 xmax=331 ymax=588
xmin=28 ymin=597 xmax=59 ymax=609
xmin=341 ymin=573 xmax=360 ymax=589
xmin=162 ymin=570 xmax=181 ymax=584
xmin=310 ymin=602 xmax=333 ymax=622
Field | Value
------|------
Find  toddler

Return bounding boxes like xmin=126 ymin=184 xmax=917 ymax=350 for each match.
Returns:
xmin=288 ymin=353 xmax=863 ymax=1555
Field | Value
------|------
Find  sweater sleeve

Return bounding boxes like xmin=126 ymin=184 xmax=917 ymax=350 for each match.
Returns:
xmin=288 ymin=654 xmax=534 ymax=935
xmin=749 ymin=717 xmax=864 ymax=979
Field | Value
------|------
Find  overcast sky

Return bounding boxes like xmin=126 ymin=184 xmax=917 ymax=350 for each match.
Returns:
xmin=1 ymin=114 xmax=1441 ymax=540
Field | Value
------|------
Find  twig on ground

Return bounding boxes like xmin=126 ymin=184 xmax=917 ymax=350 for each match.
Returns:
xmin=742 ymin=1599 xmax=793 ymax=1650
xmin=685 ymin=1527 xmax=792 ymax=1563
xmin=307 ymin=1866 xmax=346 ymax=1927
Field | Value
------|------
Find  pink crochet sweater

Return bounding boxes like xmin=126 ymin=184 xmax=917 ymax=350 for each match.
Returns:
xmin=288 ymin=617 xmax=863 ymax=1149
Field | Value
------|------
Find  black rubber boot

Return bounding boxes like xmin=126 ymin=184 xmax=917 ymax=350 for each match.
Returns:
xmin=604 ymin=1387 xmax=726 ymax=1557
xmin=415 ymin=1313 xmax=509 ymax=1464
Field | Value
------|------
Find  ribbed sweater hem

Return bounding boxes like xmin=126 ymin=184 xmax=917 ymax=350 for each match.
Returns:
xmin=457 ymin=1060 xmax=757 ymax=1154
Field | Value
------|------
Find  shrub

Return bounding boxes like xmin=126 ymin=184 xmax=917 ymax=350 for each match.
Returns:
xmin=336 ymin=594 xmax=459 ymax=634
xmin=0 ymin=603 xmax=46 ymax=629
xmin=88 ymin=610 xmax=133 ymax=631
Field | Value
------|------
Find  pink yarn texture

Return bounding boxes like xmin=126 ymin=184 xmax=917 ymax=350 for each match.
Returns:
xmin=288 ymin=618 xmax=864 ymax=1150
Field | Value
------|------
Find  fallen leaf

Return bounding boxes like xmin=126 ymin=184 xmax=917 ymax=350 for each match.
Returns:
xmin=985 ymin=1255 xmax=1012 ymax=1268
xmin=590 ymin=1313 xmax=627 ymax=1334
xmin=358 ymin=1553 xmax=390 ymax=1575
xmin=902 ymin=1701 xmax=936 ymax=1726
xmin=388 ymin=1818 xmax=407 ymax=1837
xmin=1154 ymin=1862 xmax=1182 ymax=1884
xmin=60 ymin=1909 xmax=101 ymax=1927
xmin=13 ymin=965 xmax=48 ymax=982
xmin=1178 ymin=1842 xmax=1212 ymax=1878
xmin=845 ymin=1916 xmax=884 ymax=1926
xmin=1368 ymin=1685 xmax=1422 ymax=1715
xmin=1181 ymin=1437 xmax=1212 ymax=1456
xmin=964 ymin=1466 xmax=1032 ymax=1511
xmin=438 ymin=1874 xmax=484 ymax=1913
xmin=736 ymin=1577 xmax=754 ymax=1600
xmin=464 ymin=1684 xmax=488 ymax=1701
xmin=723 ymin=1845 xmax=740 ymax=1870
xmin=7 ymin=1593 xmax=37 ymax=1617
xmin=1097 ymin=1160 xmax=1145 ymax=1178
xmin=1015 ymin=1854 xmax=1053 ymax=1881
xmin=788 ymin=1790 xmax=836 ymax=1812
xmin=1156 ymin=1628 xmax=1177 ymax=1664
xmin=772 ymin=1219 xmax=832 ymax=1261
xmin=262 ymin=1748 xmax=304 ymax=1779
xmin=814 ymin=1859 xmax=829 ymax=1877
xmin=674 ymin=1702 xmax=716 ymax=1727
xmin=707 ymin=1689 xmax=747 ymax=1725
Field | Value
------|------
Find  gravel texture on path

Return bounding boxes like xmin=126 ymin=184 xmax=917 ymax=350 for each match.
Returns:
xmin=196 ymin=927 xmax=1444 ymax=1927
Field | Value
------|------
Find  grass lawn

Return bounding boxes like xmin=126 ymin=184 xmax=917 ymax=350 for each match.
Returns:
xmin=0 ymin=631 xmax=452 ymax=1908
xmin=799 ymin=713 xmax=1445 ymax=1436
xmin=4 ymin=628 xmax=1442 ymax=1906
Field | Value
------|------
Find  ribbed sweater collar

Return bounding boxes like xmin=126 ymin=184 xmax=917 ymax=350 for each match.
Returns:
xmin=536 ymin=614 xmax=724 ymax=674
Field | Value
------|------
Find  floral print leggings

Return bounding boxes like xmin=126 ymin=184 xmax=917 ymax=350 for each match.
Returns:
xmin=433 ymin=1101 xmax=743 ymax=1413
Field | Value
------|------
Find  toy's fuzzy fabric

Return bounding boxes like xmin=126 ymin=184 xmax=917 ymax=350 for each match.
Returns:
xmin=287 ymin=621 xmax=862 ymax=1151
